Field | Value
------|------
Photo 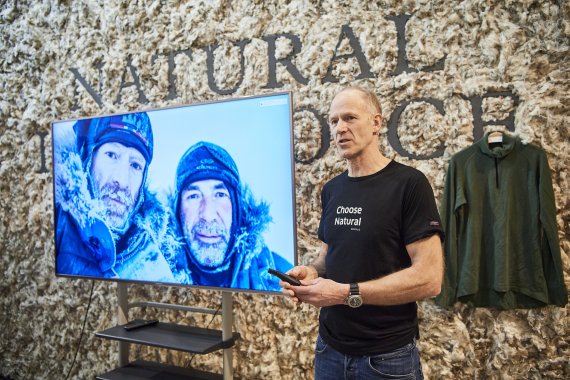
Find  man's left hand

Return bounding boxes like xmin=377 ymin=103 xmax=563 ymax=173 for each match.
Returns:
xmin=291 ymin=278 xmax=349 ymax=308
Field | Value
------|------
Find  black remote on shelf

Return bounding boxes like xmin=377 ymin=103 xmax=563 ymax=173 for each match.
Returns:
xmin=123 ymin=319 xmax=159 ymax=331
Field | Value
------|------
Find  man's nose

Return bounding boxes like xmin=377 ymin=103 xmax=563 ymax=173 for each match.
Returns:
xmin=199 ymin=197 xmax=218 ymax=222
xmin=110 ymin=163 xmax=130 ymax=189
xmin=335 ymin=120 xmax=348 ymax=134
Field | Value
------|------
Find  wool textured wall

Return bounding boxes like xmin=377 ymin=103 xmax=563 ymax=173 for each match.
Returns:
xmin=1 ymin=0 xmax=569 ymax=379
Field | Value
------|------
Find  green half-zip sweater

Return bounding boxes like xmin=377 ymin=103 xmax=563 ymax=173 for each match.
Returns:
xmin=436 ymin=133 xmax=567 ymax=309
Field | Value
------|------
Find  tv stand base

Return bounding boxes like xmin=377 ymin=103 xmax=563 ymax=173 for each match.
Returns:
xmin=96 ymin=359 xmax=239 ymax=380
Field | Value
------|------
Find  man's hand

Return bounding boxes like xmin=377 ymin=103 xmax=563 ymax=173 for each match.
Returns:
xmin=279 ymin=265 xmax=318 ymax=302
xmin=290 ymin=277 xmax=349 ymax=307
xmin=289 ymin=265 xmax=318 ymax=281
xmin=279 ymin=266 xmax=349 ymax=307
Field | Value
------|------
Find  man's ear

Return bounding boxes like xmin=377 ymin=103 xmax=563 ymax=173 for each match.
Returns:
xmin=372 ymin=113 xmax=382 ymax=135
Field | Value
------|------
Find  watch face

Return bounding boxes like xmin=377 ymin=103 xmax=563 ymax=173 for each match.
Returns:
xmin=348 ymin=295 xmax=362 ymax=308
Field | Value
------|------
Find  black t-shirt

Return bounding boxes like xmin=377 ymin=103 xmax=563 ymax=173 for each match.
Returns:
xmin=317 ymin=160 xmax=444 ymax=355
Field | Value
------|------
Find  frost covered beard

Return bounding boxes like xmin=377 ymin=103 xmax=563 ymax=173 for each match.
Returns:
xmin=90 ymin=142 xmax=146 ymax=231
xmin=179 ymin=179 xmax=233 ymax=269
xmin=183 ymin=220 xmax=230 ymax=268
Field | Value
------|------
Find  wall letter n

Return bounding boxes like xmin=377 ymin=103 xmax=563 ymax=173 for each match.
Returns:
xmin=70 ymin=63 xmax=105 ymax=110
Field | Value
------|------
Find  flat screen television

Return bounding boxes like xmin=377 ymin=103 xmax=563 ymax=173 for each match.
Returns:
xmin=52 ymin=92 xmax=297 ymax=294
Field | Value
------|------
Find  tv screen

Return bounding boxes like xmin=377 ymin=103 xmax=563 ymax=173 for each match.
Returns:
xmin=52 ymin=92 xmax=297 ymax=293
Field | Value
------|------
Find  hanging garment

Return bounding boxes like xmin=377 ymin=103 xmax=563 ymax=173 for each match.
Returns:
xmin=436 ymin=133 xmax=568 ymax=309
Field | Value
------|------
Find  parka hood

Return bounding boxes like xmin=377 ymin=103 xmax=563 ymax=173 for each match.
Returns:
xmin=53 ymin=125 xmax=175 ymax=271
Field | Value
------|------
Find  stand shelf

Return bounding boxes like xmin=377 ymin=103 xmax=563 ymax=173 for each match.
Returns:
xmin=96 ymin=360 xmax=231 ymax=380
xmin=96 ymin=283 xmax=238 ymax=380
xmin=96 ymin=322 xmax=240 ymax=354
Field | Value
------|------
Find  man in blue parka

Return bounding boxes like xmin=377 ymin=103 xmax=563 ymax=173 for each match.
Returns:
xmin=171 ymin=141 xmax=292 ymax=290
xmin=54 ymin=112 xmax=175 ymax=282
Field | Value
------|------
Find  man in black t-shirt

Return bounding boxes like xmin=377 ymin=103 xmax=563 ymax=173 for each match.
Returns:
xmin=280 ymin=86 xmax=444 ymax=379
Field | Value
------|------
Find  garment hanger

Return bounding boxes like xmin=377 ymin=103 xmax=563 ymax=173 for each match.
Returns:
xmin=488 ymin=131 xmax=504 ymax=144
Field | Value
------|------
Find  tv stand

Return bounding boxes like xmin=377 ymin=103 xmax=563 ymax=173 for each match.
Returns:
xmin=95 ymin=283 xmax=240 ymax=380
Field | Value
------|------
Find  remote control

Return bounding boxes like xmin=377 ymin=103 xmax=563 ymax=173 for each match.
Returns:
xmin=123 ymin=319 xmax=159 ymax=331
xmin=268 ymin=268 xmax=302 ymax=286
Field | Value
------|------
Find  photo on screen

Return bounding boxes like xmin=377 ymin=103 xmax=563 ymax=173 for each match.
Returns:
xmin=52 ymin=92 xmax=297 ymax=294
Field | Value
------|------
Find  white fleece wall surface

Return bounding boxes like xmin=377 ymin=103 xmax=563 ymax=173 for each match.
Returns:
xmin=1 ymin=1 xmax=569 ymax=379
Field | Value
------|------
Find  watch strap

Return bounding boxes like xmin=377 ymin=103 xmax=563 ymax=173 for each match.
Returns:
xmin=349 ymin=283 xmax=360 ymax=295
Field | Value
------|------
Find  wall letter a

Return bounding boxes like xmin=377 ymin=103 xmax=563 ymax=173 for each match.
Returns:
xmin=116 ymin=56 xmax=150 ymax=105
xmin=322 ymin=24 xmax=375 ymax=83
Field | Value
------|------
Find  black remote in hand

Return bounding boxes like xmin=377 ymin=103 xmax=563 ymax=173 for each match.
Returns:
xmin=268 ymin=268 xmax=302 ymax=286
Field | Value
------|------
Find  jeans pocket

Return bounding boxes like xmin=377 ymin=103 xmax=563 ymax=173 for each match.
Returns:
xmin=368 ymin=343 xmax=414 ymax=379
xmin=315 ymin=334 xmax=328 ymax=355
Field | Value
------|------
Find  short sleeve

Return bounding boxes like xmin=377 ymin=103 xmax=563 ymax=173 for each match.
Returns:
xmin=401 ymin=171 xmax=444 ymax=245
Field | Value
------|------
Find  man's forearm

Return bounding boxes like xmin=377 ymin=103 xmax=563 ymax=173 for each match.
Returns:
xmin=359 ymin=266 xmax=438 ymax=306
xmin=361 ymin=234 xmax=443 ymax=306
xmin=309 ymin=243 xmax=328 ymax=277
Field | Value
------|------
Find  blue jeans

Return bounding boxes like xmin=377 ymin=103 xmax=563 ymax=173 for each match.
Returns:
xmin=314 ymin=335 xmax=424 ymax=380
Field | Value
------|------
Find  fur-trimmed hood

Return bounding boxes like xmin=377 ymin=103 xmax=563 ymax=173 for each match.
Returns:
xmin=53 ymin=125 xmax=176 ymax=271
xmin=228 ymin=184 xmax=273 ymax=270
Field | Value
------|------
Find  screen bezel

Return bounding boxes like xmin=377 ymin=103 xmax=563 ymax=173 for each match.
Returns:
xmin=51 ymin=91 xmax=297 ymax=294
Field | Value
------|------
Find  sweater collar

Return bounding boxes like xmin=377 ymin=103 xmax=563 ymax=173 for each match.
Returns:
xmin=479 ymin=133 xmax=516 ymax=158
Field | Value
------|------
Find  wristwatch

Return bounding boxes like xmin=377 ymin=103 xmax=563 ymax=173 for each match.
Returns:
xmin=346 ymin=283 xmax=363 ymax=308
